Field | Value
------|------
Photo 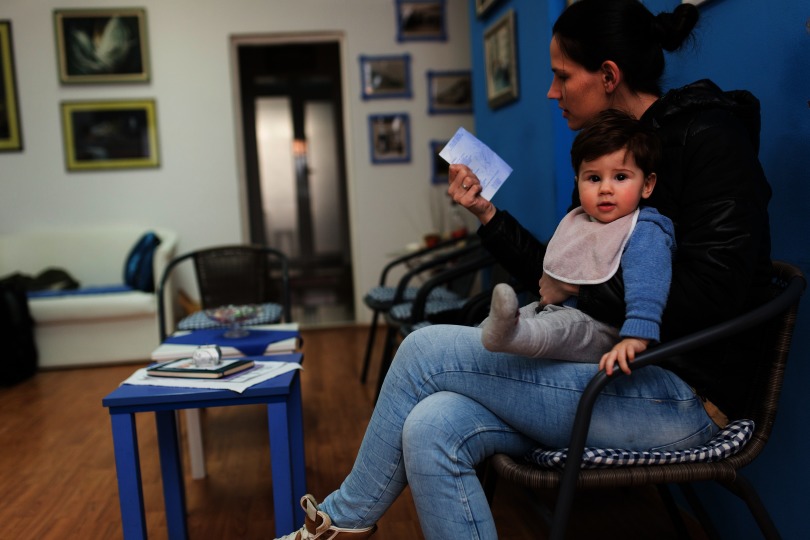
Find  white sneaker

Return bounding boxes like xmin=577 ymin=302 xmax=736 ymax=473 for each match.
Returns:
xmin=275 ymin=495 xmax=377 ymax=540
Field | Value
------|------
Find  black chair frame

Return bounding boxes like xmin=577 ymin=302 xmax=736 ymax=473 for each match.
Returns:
xmin=360 ymin=234 xmax=477 ymax=383
xmin=157 ymin=244 xmax=291 ymax=341
xmin=374 ymin=249 xmax=498 ymax=401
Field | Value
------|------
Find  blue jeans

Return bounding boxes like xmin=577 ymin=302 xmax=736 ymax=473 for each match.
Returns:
xmin=320 ymin=324 xmax=715 ymax=539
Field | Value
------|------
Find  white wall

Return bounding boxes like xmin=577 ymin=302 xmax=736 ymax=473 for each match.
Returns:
xmin=0 ymin=0 xmax=475 ymax=323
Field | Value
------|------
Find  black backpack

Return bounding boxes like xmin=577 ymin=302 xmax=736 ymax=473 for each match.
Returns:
xmin=0 ymin=279 xmax=38 ymax=385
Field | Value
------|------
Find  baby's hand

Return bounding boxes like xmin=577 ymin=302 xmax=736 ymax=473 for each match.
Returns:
xmin=538 ymin=273 xmax=577 ymax=306
xmin=599 ymin=338 xmax=649 ymax=376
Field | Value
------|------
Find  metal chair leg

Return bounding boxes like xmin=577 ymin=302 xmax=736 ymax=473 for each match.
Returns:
xmin=656 ymin=484 xmax=691 ymax=540
xmin=374 ymin=325 xmax=399 ymax=403
xmin=679 ymin=483 xmax=723 ymax=540
xmin=360 ymin=310 xmax=380 ymax=383
xmin=720 ymin=475 xmax=782 ymax=540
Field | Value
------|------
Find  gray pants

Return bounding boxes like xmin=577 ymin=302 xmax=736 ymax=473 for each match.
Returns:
xmin=481 ymin=302 xmax=620 ymax=363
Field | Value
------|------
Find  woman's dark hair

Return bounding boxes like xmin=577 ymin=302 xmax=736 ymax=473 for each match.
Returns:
xmin=571 ymin=109 xmax=661 ymax=178
xmin=553 ymin=0 xmax=698 ymax=96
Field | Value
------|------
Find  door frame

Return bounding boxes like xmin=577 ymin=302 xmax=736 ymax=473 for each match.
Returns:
xmin=229 ymin=31 xmax=356 ymax=250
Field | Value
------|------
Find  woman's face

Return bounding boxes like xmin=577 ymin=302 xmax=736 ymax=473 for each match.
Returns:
xmin=547 ymin=36 xmax=610 ymax=131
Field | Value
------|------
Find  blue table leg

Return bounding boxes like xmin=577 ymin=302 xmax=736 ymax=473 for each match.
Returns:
xmin=155 ymin=410 xmax=188 ymax=540
xmin=289 ymin=373 xmax=307 ymax=525
xmin=267 ymin=398 xmax=294 ymax=536
xmin=110 ymin=413 xmax=147 ymax=540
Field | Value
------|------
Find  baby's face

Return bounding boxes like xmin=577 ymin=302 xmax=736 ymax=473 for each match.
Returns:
xmin=576 ymin=148 xmax=655 ymax=223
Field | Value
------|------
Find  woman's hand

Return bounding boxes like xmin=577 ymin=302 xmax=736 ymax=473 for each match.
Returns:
xmin=599 ymin=338 xmax=649 ymax=376
xmin=448 ymin=164 xmax=497 ymax=225
xmin=538 ymin=273 xmax=579 ymax=306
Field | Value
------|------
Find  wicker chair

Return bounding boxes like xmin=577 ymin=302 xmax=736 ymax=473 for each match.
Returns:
xmin=486 ymin=261 xmax=805 ymax=540
xmin=157 ymin=244 xmax=292 ymax=341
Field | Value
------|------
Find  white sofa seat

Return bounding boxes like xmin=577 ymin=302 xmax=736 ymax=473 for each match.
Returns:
xmin=0 ymin=226 xmax=178 ymax=368
xmin=32 ymin=292 xmax=157 ymax=322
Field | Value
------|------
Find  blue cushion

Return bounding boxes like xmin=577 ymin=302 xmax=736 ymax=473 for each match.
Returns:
xmin=364 ymin=285 xmax=459 ymax=310
xmin=388 ymin=298 xmax=469 ymax=322
xmin=177 ymin=302 xmax=284 ymax=330
xmin=529 ymin=419 xmax=754 ymax=469
xmin=123 ymin=231 xmax=161 ymax=292
xmin=27 ymin=284 xmax=134 ymax=298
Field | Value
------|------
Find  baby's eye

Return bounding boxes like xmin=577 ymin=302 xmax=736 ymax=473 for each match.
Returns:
xmin=615 ymin=174 xmax=628 ymax=181
xmin=587 ymin=175 xmax=601 ymax=182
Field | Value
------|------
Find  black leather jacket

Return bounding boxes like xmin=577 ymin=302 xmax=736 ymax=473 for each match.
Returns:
xmin=479 ymin=80 xmax=773 ymax=419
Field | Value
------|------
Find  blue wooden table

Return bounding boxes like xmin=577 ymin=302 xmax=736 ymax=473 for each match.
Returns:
xmin=102 ymin=353 xmax=306 ymax=539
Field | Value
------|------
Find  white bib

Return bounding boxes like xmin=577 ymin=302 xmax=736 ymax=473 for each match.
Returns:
xmin=542 ymin=206 xmax=639 ymax=285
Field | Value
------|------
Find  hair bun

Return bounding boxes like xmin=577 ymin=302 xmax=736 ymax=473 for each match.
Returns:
xmin=653 ymin=3 xmax=699 ymax=52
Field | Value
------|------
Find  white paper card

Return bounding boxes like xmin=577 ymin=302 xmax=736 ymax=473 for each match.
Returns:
xmin=439 ymin=127 xmax=513 ymax=200
xmin=121 ymin=361 xmax=302 ymax=394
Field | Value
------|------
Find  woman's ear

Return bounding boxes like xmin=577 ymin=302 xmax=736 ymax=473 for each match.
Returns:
xmin=601 ymin=61 xmax=620 ymax=93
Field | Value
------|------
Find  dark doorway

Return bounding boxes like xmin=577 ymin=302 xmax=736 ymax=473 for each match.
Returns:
xmin=236 ymin=38 xmax=354 ymax=325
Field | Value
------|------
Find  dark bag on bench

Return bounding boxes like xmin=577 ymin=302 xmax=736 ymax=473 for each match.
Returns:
xmin=0 ymin=278 xmax=38 ymax=385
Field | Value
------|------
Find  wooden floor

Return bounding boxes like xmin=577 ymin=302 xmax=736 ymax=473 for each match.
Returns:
xmin=0 ymin=326 xmax=707 ymax=539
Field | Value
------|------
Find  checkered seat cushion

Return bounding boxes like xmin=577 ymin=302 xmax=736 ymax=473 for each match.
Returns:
xmin=363 ymin=285 xmax=460 ymax=310
xmin=388 ymin=298 xmax=470 ymax=322
xmin=177 ymin=302 xmax=284 ymax=331
xmin=529 ymin=419 xmax=754 ymax=469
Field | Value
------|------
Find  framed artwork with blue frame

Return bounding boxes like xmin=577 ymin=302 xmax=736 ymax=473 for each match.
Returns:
xmin=360 ymin=54 xmax=412 ymax=100
xmin=395 ymin=0 xmax=446 ymax=42
xmin=427 ymin=70 xmax=472 ymax=114
xmin=430 ymin=140 xmax=450 ymax=184
xmin=369 ymin=113 xmax=411 ymax=164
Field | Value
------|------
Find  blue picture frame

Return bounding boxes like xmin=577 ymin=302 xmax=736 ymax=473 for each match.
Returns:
xmin=368 ymin=113 xmax=411 ymax=164
xmin=395 ymin=0 xmax=447 ymax=42
xmin=427 ymin=70 xmax=473 ymax=114
xmin=359 ymin=54 xmax=412 ymax=100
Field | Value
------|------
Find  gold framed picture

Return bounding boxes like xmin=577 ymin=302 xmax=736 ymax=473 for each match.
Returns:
xmin=483 ymin=9 xmax=519 ymax=109
xmin=0 ymin=21 xmax=22 ymax=151
xmin=54 ymin=8 xmax=150 ymax=84
xmin=60 ymin=99 xmax=159 ymax=171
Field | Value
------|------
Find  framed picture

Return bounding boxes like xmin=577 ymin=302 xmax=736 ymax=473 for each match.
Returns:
xmin=396 ymin=0 xmax=446 ymax=42
xmin=54 ymin=8 xmax=150 ymax=84
xmin=60 ymin=99 xmax=159 ymax=171
xmin=368 ymin=113 xmax=410 ymax=164
xmin=475 ymin=0 xmax=502 ymax=18
xmin=360 ymin=54 xmax=412 ymax=100
xmin=484 ymin=9 xmax=519 ymax=109
xmin=430 ymin=140 xmax=450 ymax=184
xmin=427 ymin=70 xmax=472 ymax=114
xmin=0 ymin=21 xmax=22 ymax=152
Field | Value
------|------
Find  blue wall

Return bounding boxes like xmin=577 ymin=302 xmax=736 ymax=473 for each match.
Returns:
xmin=469 ymin=0 xmax=810 ymax=538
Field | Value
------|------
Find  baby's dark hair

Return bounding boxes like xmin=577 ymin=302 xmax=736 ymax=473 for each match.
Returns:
xmin=570 ymin=109 xmax=661 ymax=178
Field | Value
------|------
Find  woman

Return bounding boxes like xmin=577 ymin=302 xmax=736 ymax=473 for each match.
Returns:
xmin=276 ymin=1 xmax=772 ymax=538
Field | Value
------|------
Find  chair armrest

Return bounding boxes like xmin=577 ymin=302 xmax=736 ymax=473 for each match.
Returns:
xmin=390 ymin=242 xmax=483 ymax=304
xmin=378 ymin=233 xmax=477 ymax=286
